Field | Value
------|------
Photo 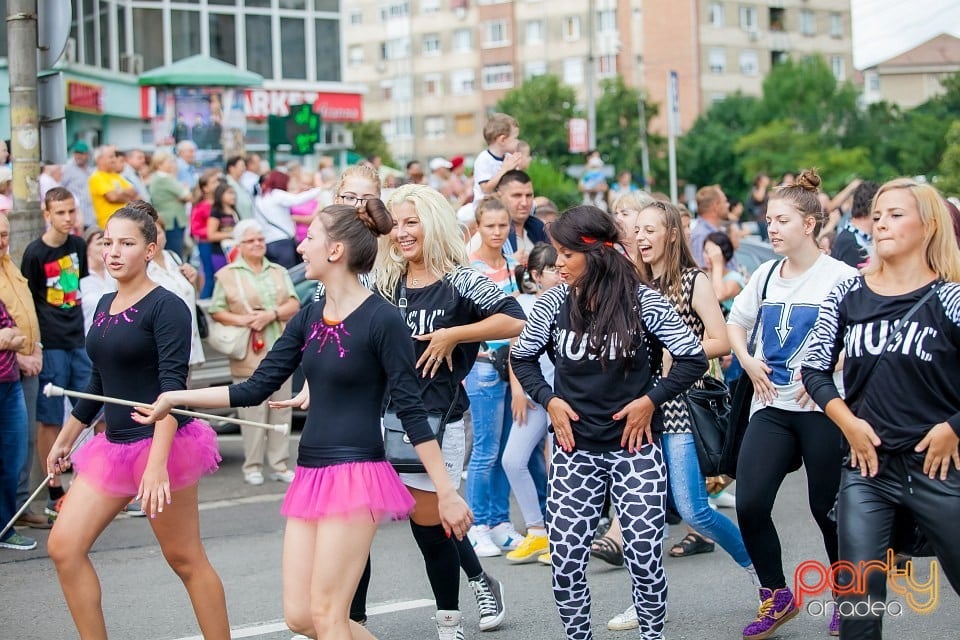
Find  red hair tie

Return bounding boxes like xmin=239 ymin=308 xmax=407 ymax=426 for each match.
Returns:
xmin=581 ymin=235 xmax=614 ymax=248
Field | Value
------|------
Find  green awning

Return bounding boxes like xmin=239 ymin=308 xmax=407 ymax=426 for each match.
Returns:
xmin=138 ymin=55 xmax=264 ymax=87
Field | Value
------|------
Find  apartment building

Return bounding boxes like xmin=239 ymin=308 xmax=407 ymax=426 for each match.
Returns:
xmin=862 ymin=33 xmax=960 ymax=109
xmin=343 ymin=0 xmax=854 ymax=164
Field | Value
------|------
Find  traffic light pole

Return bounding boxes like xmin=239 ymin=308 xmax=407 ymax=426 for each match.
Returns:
xmin=7 ymin=0 xmax=42 ymax=264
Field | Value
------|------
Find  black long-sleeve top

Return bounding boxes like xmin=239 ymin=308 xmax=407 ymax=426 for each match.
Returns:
xmin=510 ymin=284 xmax=708 ymax=451
xmin=229 ymin=295 xmax=436 ymax=467
xmin=72 ymin=288 xmax=192 ymax=443
xmin=802 ymin=277 xmax=960 ymax=453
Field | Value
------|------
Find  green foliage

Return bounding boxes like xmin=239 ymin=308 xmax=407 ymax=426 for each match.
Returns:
xmin=496 ymin=75 xmax=580 ymax=168
xmin=679 ymin=93 xmax=762 ymax=195
xmin=937 ymin=120 xmax=960 ymax=196
xmin=594 ymin=76 xmax=663 ymax=183
xmin=525 ymin=158 xmax=580 ymax=210
xmin=346 ymin=121 xmax=395 ymax=167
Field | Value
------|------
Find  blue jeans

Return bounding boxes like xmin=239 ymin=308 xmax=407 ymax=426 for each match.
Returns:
xmin=16 ymin=374 xmax=38 ymax=509
xmin=0 ymin=381 xmax=28 ymax=540
xmin=662 ymin=432 xmax=751 ymax=566
xmin=198 ymin=242 xmax=216 ymax=299
xmin=37 ymin=348 xmax=92 ymax=426
xmin=465 ymin=362 xmax=512 ymax=527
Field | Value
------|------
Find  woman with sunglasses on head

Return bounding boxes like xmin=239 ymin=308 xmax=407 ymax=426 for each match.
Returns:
xmin=511 ymin=205 xmax=707 ymax=640
xmin=136 ymin=199 xmax=472 ymax=640
xmin=728 ymin=169 xmax=858 ymax=639
xmin=802 ymin=179 xmax=960 ymax=640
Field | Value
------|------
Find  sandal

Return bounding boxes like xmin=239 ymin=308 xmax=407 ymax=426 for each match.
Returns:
xmin=590 ymin=535 xmax=624 ymax=567
xmin=669 ymin=532 xmax=715 ymax=557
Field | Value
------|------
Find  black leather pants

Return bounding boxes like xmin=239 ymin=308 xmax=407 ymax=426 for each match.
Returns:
xmin=837 ymin=452 xmax=960 ymax=639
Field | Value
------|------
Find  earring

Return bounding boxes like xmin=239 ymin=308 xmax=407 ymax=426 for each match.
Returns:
xmin=327 ymin=256 xmax=334 ymax=262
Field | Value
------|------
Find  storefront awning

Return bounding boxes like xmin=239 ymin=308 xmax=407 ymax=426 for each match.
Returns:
xmin=138 ymin=56 xmax=264 ymax=87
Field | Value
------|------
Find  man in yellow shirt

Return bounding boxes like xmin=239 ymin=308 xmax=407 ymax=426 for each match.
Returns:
xmin=88 ymin=145 xmax=138 ymax=229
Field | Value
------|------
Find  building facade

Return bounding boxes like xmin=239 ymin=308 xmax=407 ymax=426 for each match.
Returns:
xmin=343 ymin=0 xmax=853 ymax=164
xmin=862 ymin=33 xmax=960 ymax=109
xmin=0 ymin=0 xmax=363 ymax=162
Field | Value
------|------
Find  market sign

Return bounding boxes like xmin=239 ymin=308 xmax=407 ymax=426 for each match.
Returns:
xmin=244 ymin=90 xmax=362 ymax=122
xmin=66 ymin=81 xmax=104 ymax=114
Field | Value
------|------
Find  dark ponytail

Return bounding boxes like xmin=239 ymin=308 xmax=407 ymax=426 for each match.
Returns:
xmin=320 ymin=199 xmax=392 ymax=273
xmin=549 ymin=205 xmax=643 ymax=366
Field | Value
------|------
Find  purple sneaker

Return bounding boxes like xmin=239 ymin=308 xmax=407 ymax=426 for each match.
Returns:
xmin=829 ymin=604 xmax=840 ymax=636
xmin=742 ymin=587 xmax=799 ymax=640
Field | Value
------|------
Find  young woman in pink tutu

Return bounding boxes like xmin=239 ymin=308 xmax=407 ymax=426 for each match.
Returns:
xmin=135 ymin=200 xmax=473 ymax=640
xmin=46 ymin=204 xmax=229 ymax=639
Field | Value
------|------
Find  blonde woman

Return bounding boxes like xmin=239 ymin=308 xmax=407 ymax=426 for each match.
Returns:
xmin=610 ymin=190 xmax=655 ymax=261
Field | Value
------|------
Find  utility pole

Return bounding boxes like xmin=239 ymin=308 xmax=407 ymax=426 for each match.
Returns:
xmin=637 ymin=94 xmax=651 ymax=190
xmin=7 ymin=0 xmax=42 ymax=265
xmin=586 ymin=0 xmax=596 ymax=151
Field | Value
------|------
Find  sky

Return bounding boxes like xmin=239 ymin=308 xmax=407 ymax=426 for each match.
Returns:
xmin=852 ymin=0 xmax=960 ymax=69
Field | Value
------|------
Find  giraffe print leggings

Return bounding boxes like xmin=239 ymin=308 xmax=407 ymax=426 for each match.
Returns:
xmin=548 ymin=445 xmax=668 ymax=640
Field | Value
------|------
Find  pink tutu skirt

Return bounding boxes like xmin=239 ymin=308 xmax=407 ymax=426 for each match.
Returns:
xmin=281 ymin=460 xmax=415 ymax=522
xmin=71 ymin=419 xmax=221 ymax=497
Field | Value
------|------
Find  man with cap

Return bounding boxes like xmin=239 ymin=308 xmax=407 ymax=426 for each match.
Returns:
xmin=428 ymin=157 xmax=453 ymax=198
xmin=60 ymin=142 xmax=94 ymax=229
xmin=449 ymin=156 xmax=472 ymax=206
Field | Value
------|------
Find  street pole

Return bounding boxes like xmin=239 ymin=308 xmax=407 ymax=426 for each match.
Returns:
xmin=667 ymin=71 xmax=679 ymax=205
xmin=586 ymin=0 xmax=596 ymax=151
xmin=637 ymin=94 xmax=651 ymax=190
xmin=7 ymin=0 xmax=42 ymax=265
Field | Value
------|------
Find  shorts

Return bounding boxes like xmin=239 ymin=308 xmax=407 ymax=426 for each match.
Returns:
xmin=37 ymin=347 xmax=92 ymax=426
xmin=399 ymin=419 xmax=466 ymax=493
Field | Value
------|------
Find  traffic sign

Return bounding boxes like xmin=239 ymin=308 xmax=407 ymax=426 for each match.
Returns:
xmin=38 ymin=0 xmax=73 ymax=70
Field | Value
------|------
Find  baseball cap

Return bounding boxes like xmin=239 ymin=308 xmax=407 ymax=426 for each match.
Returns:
xmin=450 ymin=156 xmax=465 ymax=170
xmin=72 ymin=141 xmax=90 ymax=154
xmin=429 ymin=157 xmax=453 ymax=171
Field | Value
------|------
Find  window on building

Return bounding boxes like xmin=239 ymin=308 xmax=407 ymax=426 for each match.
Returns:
xmin=482 ymin=64 xmax=514 ymax=89
xmin=381 ymin=37 xmax=411 ymax=60
xmin=425 ymin=116 xmax=446 ymax=140
xmin=739 ymin=6 xmax=757 ymax=32
xmin=454 ymin=113 xmax=476 ymax=137
xmin=830 ymin=13 xmax=843 ymax=38
xmin=349 ymin=45 xmax=365 ymax=65
xmin=422 ymin=33 xmax=441 ymax=56
xmin=769 ymin=7 xmax=784 ymax=32
xmin=739 ymin=49 xmax=758 ymax=75
xmin=800 ymin=10 xmax=815 ymax=36
xmin=563 ymin=16 xmax=581 ymax=41
xmin=771 ymin=49 xmax=788 ymax=66
xmin=348 ymin=8 xmax=362 ymax=25
xmin=280 ymin=0 xmax=307 ymax=8
xmin=484 ymin=20 xmax=509 ymax=47
xmin=526 ymin=60 xmax=547 ymax=78
xmin=598 ymin=54 xmax=617 ymax=77
xmin=315 ymin=0 xmax=338 ymax=10
xmin=831 ymin=55 xmax=846 ymax=81
xmin=395 ymin=116 xmax=414 ymax=138
xmin=246 ymin=15 xmax=274 ymax=79
xmin=209 ymin=13 xmax=237 ymax=66
xmin=708 ymin=47 xmax=726 ymax=74
xmin=281 ymin=18 xmax=307 ymax=80
xmin=710 ymin=93 xmax=727 ymax=104
xmin=563 ymin=57 xmax=583 ymax=85
xmin=171 ymin=10 xmax=202 ymax=63
xmin=394 ymin=76 xmax=413 ymax=100
xmin=709 ymin=2 xmax=724 ymax=27
xmin=246 ymin=0 xmax=271 ymax=7
xmin=453 ymin=29 xmax=472 ymax=53
xmin=526 ymin=20 xmax=544 ymax=45
xmin=451 ymin=69 xmax=475 ymax=95
xmin=380 ymin=80 xmax=393 ymax=101
xmin=132 ymin=8 xmax=164 ymax=71
xmin=380 ymin=2 xmax=410 ymax=22
xmin=597 ymin=9 xmax=616 ymax=34
xmin=315 ymin=19 xmax=341 ymax=81
xmin=423 ymin=74 xmax=443 ymax=97
xmin=421 ymin=0 xmax=441 ymax=13
xmin=867 ymin=72 xmax=880 ymax=92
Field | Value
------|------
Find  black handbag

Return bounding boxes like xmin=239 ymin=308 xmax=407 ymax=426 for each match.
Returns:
xmin=483 ymin=343 xmax=511 ymax=382
xmin=382 ymin=274 xmax=460 ymax=474
xmin=720 ymin=260 xmax=782 ymax=479
xmin=684 ymin=375 xmax=732 ymax=477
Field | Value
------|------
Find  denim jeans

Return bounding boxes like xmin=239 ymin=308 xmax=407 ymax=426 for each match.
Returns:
xmin=0 ymin=380 xmax=28 ymax=540
xmin=502 ymin=401 xmax=550 ymax=528
xmin=465 ymin=362 xmax=511 ymax=526
xmin=16 ymin=374 xmax=38 ymax=509
xmin=198 ymin=242 xmax=215 ymax=299
xmin=662 ymin=432 xmax=751 ymax=566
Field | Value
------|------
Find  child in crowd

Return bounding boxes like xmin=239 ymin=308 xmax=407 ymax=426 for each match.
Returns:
xmin=472 ymin=113 xmax=521 ymax=206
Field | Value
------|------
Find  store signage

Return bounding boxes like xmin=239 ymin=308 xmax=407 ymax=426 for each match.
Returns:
xmin=244 ymin=90 xmax=362 ymax=122
xmin=66 ymin=81 xmax=104 ymax=114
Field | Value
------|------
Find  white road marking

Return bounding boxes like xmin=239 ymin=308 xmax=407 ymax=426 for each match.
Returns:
xmin=167 ymin=598 xmax=436 ymax=639
xmin=197 ymin=493 xmax=286 ymax=511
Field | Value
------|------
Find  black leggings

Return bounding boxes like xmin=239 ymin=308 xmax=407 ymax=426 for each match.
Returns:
xmin=735 ymin=407 xmax=842 ymax=589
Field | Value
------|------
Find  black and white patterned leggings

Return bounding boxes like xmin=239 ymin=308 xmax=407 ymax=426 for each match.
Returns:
xmin=548 ymin=445 xmax=668 ymax=640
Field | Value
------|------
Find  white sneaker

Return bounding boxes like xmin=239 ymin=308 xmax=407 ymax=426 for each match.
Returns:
xmin=709 ymin=490 xmax=736 ymax=509
xmin=436 ymin=609 xmax=465 ymax=640
xmin=489 ymin=522 xmax=523 ymax=551
xmin=244 ymin=471 xmax=264 ymax=486
xmin=607 ymin=605 xmax=638 ymax=631
xmin=468 ymin=525 xmax=501 ymax=557
xmin=269 ymin=469 xmax=296 ymax=483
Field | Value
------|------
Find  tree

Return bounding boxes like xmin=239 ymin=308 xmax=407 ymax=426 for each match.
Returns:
xmin=496 ymin=75 xmax=579 ymax=168
xmin=526 ymin=158 xmax=580 ymax=210
xmin=346 ymin=121 xmax=395 ymax=167
xmin=937 ymin=120 xmax=960 ymax=197
xmin=594 ymin=75 xmax=663 ymax=184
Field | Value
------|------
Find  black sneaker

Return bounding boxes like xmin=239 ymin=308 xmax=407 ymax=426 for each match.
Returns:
xmin=469 ymin=572 xmax=505 ymax=631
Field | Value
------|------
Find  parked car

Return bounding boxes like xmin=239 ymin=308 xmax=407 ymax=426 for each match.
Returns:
xmin=735 ymin=237 xmax=777 ymax=277
xmin=191 ymin=263 xmax=318 ymax=432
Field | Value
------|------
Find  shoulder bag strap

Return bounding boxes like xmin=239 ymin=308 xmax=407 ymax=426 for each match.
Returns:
xmin=857 ymin=279 xmax=941 ymax=387
xmin=232 ymin=267 xmax=254 ymax=314
xmin=253 ymin=197 xmax=294 ymax=239
xmin=747 ymin=259 xmax=783 ymax=354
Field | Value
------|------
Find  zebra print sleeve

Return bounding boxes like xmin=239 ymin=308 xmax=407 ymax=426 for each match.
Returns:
xmin=314 ymin=273 xmax=375 ymax=301
xmin=448 ymin=267 xmax=526 ymax=320
xmin=800 ymin=276 xmax=859 ymax=410
xmin=939 ymin=283 xmax=960 ymax=328
xmin=638 ymin=287 xmax=708 ymax=408
xmin=511 ymin=285 xmax=567 ymax=409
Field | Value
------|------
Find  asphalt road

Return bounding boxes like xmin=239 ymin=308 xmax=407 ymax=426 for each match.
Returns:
xmin=2 ymin=434 xmax=958 ymax=640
